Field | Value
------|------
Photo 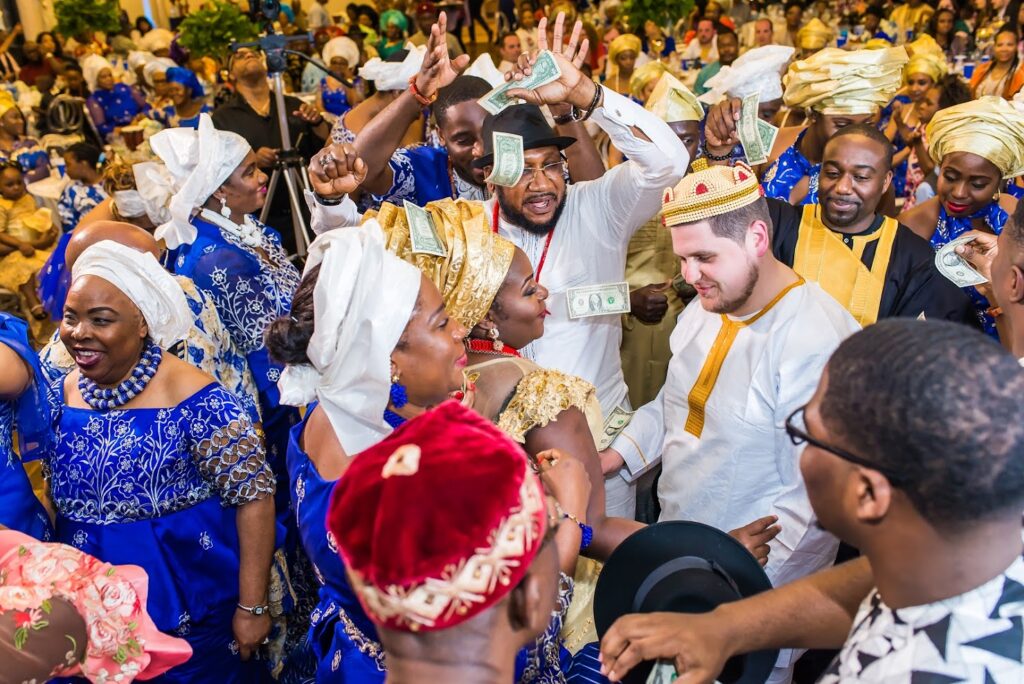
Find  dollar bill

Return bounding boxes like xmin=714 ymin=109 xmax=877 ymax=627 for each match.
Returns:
xmin=404 ymin=200 xmax=446 ymax=257
xmin=739 ymin=92 xmax=772 ymax=165
xmin=935 ymin=235 xmax=988 ymax=288
xmin=478 ymin=50 xmax=562 ymax=115
xmin=757 ymin=118 xmax=779 ymax=161
xmin=566 ymin=282 xmax=630 ymax=320
xmin=485 ymin=132 xmax=525 ymax=187
xmin=646 ymin=661 xmax=678 ymax=684
xmin=597 ymin=406 xmax=635 ymax=451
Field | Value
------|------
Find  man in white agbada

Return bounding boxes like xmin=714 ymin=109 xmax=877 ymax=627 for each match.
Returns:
xmin=305 ymin=21 xmax=689 ymax=518
xmin=620 ymin=163 xmax=859 ymax=677
xmin=698 ymin=44 xmax=794 ymax=123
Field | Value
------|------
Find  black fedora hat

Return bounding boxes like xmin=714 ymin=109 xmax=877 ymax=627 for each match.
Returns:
xmin=594 ymin=521 xmax=778 ymax=684
xmin=472 ymin=104 xmax=577 ymax=169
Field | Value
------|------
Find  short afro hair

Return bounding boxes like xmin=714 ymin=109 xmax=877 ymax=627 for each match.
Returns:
xmin=434 ymin=75 xmax=491 ymax=128
xmin=819 ymin=319 xmax=1024 ymax=526
xmin=826 ymin=123 xmax=894 ymax=171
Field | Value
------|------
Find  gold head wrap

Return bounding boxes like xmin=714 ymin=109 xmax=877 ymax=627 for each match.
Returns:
xmin=797 ymin=18 xmax=833 ymax=51
xmin=904 ymin=34 xmax=947 ymax=82
xmin=863 ymin=37 xmax=893 ymax=49
xmin=608 ymin=33 xmax=642 ymax=67
xmin=926 ymin=96 xmax=1024 ymax=179
xmin=0 ymin=91 xmax=16 ymax=118
xmin=661 ymin=162 xmax=763 ymax=226
xmin=366 ymin=199 xmax=515 ymax=329
xmin=630 ymin=61 xmax=670 ymax=101
xmin=645 ymin=72 xmax=704 ymax=123
xmin=783 ymin=45 xmax=909 ymax=115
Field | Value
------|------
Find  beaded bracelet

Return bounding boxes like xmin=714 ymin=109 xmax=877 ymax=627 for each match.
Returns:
xmin=702 ymin=140 xmax=733 ymax=162
xmin=562 ymin=512 xmax=594 ymax=552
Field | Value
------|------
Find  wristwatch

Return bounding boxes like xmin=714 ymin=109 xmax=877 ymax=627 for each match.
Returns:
xmin=237 ymin=602 xmax=271 ymax=616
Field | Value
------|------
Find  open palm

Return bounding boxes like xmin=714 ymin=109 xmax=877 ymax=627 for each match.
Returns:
xmin=505 ymin=13 xmax=592 ymax=108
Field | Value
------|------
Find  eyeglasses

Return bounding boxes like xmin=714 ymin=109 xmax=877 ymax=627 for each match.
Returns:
xmin=519 ymin=159 xmax=567 ymax=186
xmin=784 ymin=406 xmax=905 ymax=487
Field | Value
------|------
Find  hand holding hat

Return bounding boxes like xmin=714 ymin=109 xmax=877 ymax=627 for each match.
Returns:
xmin=505 ymin=13 xmax=597 ymax=112
xmin=412 ymin=11 xmax=471 ymax=100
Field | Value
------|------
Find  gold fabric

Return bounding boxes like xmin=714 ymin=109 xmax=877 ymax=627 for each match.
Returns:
xmin=797 ymin=18 xmax=833 ymax=51
xmin=366 ymin=199 xmax=515 ymax=329
xmin=645 ymin=72 xmax=705 ymax=123
xmin=621 ymin=217 xmax=686 ymax=406
xmin=496 ymin=368 xmax=602 ymax=444
xmin=890 ymin=3 xmax=934 ymax=34
xmin=0 ymin=91 xmax=16 ymax=117
xmin=629 ymin=61 xmax=671 ymax=101
xmin=864 ymin=37 xmax=894 ymax=49
xmin=783 ymin=46 xmax=909 ymax=115
xmin=905 ymin=34 xmax=946 ymax=82
xmin=662 ymin=162 xmax=762 ymax=226
xmin=792 ymin=205 xmax=898 ymax=326
xmin=926 ymin=96 xmax=1024 ymax=179
xmin=608 ymin=33 xmax=642 ymax=78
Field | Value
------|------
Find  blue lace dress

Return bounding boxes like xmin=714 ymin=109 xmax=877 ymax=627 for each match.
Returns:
xmin=0 ymin=314 xmax=54 ymax=541
xmin=48 ymin=381 xmax=277 ymax=682
xmin=931 ymin=202 xmax=1007 ymax=338
xmin=320 ymin=79 xmax=352 ymax=117
xmin=762 ymin=129 xmax=820 ymax=205
xmin=86 ymin=83 xmax=150 ymax=140
xmin=168 ymin=214 xmax=301 ymax=516
xmin=0 ymin=138 xmax=50 ymax=182
xmin=288 ymin=407 xmax=584 ymax=684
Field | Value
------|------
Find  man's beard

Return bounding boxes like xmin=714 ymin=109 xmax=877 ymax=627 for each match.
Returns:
xmin=495 ymin=187 xmax=567 ymax=235
xmin=708 ymin=261 xmax=759 ymax=314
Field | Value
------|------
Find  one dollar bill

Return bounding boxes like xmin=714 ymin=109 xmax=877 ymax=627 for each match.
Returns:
xmin=404 ymin=200 xmax=446 ymax=257
xmin=478 ymin=50 xmax=561 ymax=115
xmin=597 ymin=406 xmax=635 ymax=451
xmin=739 ymin=92 xmax=778 ymax=166
xmin=485 ymin=132 xmax=525 ymax=187
xmin=935 ymin=235 xmax=988 ymax=288
xmin=567 ymin=282 xmax=630 ymax=320
xmin=646 ymin=661 xmax=677 ymax=684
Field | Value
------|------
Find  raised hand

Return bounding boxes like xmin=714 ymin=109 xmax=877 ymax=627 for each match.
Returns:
xmin=308 ymin=142 xmax=368 ymax=199
xmin=505 ymin=13 xmax=594 ymax=110
xmin=413 ymin=12 xmax=471 ymax=100
xmin=705 ymin=97 xmax=742 ymax=150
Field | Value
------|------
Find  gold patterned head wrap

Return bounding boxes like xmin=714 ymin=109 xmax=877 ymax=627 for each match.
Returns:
xmin=797 ymin=18 xmax=833 ymax=51
xmin=904 ymin=34 xmax=947 ymax=83
xmin=630 ymin=61 xmax=671 ymax=101
xmin=783 ymin=45 xmax=909 ymax=115
xmin=366 ymin=199 xmax=515 ymax=329
xmin=645 ymin=72 xmax=704 ymax=123
xmin=863 ymin=37 xmax=893 ymax=49
xmin=608 ymin=33 xmax=642 ymax=68
xmin=661 ymin=162 xmax=763 ymax=226
xmin=0 ymin=91 xmax=16 ymax=118
xmin=926 ymin=96 xmax=1024 ymax=179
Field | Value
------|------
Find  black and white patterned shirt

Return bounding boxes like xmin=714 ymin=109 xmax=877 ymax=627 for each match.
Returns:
xmin=819 ymin=555 xmax=1024 ymax=683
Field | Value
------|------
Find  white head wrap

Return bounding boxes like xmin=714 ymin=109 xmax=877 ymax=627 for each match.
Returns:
xmin=113 ymin=190 xmax=146 ymax=218
xmin=82 ymin=54 xmax=115 ymax=92
xmin=463 ymin=53 xmax=505 ymax=87
xmin=142 ymin=57 xmax=176 ymax=86
xmin=277 ymin=223 xmax=422 ymax=453
xmin=698 ymin=45 xmax=795 ymax=105
xmin=71 ymin=240 xmax=192 ymax=348
xmin=322 ymin=37 xmax=360 ymax=69
xmin=130 ymin=161 xmax=176 ymax=226
xmin=147 ymin=114 xmax=251 ymax=249
xmin=127 ymin=50 xmax=154 ymax=71
xmin=137 ymin=28 xmax=175 ymax=54
xmin=358 ymin=44 xmax=426 ymax=91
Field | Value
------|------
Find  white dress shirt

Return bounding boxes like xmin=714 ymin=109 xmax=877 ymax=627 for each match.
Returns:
xmin=628 ymin=280 xmax=859 ymax=586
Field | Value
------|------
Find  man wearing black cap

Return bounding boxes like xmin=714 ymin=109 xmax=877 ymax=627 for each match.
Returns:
xmin=598 ymin=319 xmax=1024 ymax=684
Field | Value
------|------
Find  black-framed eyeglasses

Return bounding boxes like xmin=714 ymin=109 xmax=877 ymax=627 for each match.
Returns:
xmin=784 ymin=406 xmax=905 ymax=487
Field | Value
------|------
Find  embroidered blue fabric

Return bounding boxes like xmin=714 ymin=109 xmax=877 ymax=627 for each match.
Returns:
xmin=762 ymin=129 xmax=819 ymax=205
xmin=320 ymin=79 xmax=352 ymax=117
xmin=49 ymin=381 xmax=277 ymax=682
xmin=878 ymin=95 xmax=912 ymax=198
xmin=0 ymin=313 xmax=54 ymax=540
xmin=56 ymin=180 xmax=107 ymax=232
xmin=87 ymin=83 xmax=150 ymax=139
xmin=932 ymin=201 xmax=1007 ymax=337
xmin=0 ymin=138 xmax=50 ymax=182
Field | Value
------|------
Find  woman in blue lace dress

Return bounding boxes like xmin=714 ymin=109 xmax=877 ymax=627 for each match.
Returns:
xmin=154 ymin=67 xmax=212 ymax=129
xmin=83 ymin=58 xmax=150 ymax=141
xmin=0 ymin=91 xmax=49 ymax=183
xmin=48 ymin=240 xmax=277 ymax=682
xmin=899 ymin=97 xmax=1024 ymax=339
xmin=0 ymin=313 xmax=54 ymax=540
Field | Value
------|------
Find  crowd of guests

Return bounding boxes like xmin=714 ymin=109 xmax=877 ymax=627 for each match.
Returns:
xmin=0 ymin=0 xmax=1022 ymax=683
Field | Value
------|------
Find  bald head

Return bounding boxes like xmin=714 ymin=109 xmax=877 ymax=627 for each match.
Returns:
xmin=65 ymin=221 xmax=160 ymax=271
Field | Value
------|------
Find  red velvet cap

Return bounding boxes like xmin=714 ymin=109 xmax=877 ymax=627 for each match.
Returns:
xmin=328 ymin=400 xmax=548 ymax=632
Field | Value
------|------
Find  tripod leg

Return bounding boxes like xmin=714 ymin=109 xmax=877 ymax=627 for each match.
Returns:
xmin=261 ymin=168 xmax=282 ymax=224
xmin=281 ymin=167 xmax=311 ymax=257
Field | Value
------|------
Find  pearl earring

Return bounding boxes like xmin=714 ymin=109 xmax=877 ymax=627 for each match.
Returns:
xmin=220 ymin=195 xmax=232 ymax=219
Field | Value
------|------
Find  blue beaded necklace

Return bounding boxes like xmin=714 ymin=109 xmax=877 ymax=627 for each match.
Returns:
xmin=78 ymin=340 xmax=163 ymax=411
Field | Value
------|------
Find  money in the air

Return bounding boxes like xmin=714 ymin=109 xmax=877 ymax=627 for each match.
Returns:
xmin=485 ymin=132 xmax=525 ymax=187
xmin=935 ymin=235 xmax=988 ymax=288
xmin=404 ymin=201 xmax=447 ymax=257
xmin=567 ymin=282 xmax=630 ymax=319
xmin=478 ymin=50 xmax=562 ymax=114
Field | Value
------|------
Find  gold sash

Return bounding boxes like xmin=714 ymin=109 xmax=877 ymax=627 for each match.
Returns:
xmin=792 ymin=205 xmax=898 ymax=327
xmin=684 ymin=277 xmax=806 ymax=438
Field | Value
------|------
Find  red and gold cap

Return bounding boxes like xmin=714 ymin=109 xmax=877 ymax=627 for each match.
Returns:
xmin=661 ymin=162 xmax=763 ymax=226
xmin=328 ymin=400 xmax=548 ymax=632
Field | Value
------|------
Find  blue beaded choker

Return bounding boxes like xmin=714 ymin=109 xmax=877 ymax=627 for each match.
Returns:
xmin=383 ymin=409 xmax=407 ymax=429
xmin=78 ymin=341 xmax=163 ymax=411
